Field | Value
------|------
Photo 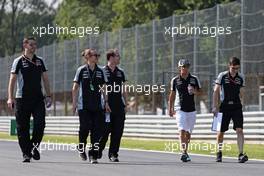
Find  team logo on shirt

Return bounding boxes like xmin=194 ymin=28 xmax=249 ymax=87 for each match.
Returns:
xmin=82 ymin=71 xmax=89 ymax=79
xmin=224 ymin=77 xmax=230 ymax=84
xmin=190 ymin=78 xmax=196 ymax=85
xmin=22 ymin=60 xmax=29 ymax=68
xmin=96 ymin=71 xmax=102 ymax=78
xmin=176 ymin=78 xmax=182 ymax=85
xmin=36 ymin=60 xmax=42 ymax=66
xmin=105 ymin=71 xmax=110 ymax=77
xmin=224 ymin=76 xmax=241 ymax=85
xmin=235 ymin=78 xmax=241 ymax=85
xmin=116 ymin=71 xmax=122 ymax=78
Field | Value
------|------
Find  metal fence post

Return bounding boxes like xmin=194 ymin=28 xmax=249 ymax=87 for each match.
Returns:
xmin=52 ymin=42 xmax=56 ymax=116
xmin=172 ymin=15 xmax=175 ymax=73
xmin=193 ymin=10 xmax=197 ymax=74
xmin=241 ymin=0 xmax=245 ymax=74
xmin=76 ymin=39 xmax=80 ymax=67
xmin=118 ymin=29 xmax=122 ymax=67
xmin=216 ymin=4 xmax=219 ymax=77
xmin=152 ymin=20 xmax=156 ymax=85
xmin=42 ymin=46 xmax=46 ymax=61
xmin=104 ymin=31 xmax=108 ymax=51
xmin=135 ymin=25 xmax=139 ymax=114
xmin=63 ymin=41 xmax=68 ymax=116
xmin=135 ymin=25 xmax=139 ymax=85
xmin=152 ymin=20 xmax=156 ymax=113
xmin=89 ymin=35 xmax=92 ymax=48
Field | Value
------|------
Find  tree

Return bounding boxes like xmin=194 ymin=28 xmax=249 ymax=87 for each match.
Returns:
xmin=0 ymin=0 xmax=6 ymax=26
xmin=111 ymin=0 xmax=235 ymax=29
xmin=55 ymin=0 xmax=115 ymax=39
xmin=0 ymin=0 xmax=57 ymax=57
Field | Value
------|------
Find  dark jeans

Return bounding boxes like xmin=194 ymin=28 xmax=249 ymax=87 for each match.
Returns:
xmin=78 ymin=109 xmax=105 ymax=159
xmin=15 ymin=98 xmax=46 ymax=156
xmin=99 ymin=111 xmax=125 ymax=158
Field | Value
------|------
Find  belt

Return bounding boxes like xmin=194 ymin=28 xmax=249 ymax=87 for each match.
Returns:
xmin=227 ymin=101 xmax=234 ymax=105
xmin=222 ymin=101 xmax=240 ymax=105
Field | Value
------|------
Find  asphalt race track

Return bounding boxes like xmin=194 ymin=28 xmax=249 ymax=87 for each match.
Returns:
xmin=0 ymin=141 xmax=263 ymax=176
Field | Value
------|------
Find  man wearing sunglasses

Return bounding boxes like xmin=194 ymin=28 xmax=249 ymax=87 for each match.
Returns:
xmin=98 ymin=49 xmax=127 ymax=162
xmin=72 ymin=48 xmax=111 ymax=164
xmin=168 ymin=59 xmax=202 ymax=162
xmin=7 ymin=37 xmax=52 ymax=162
xmin=212 ymin=57 xmax=248 ymax=163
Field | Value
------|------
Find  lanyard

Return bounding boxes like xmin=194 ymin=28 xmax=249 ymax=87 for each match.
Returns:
xmin=22 ymin=55 xmax=37 ymax=66
xmin=228 ymin=74 xmax=237 ymax=85
xmin=86 ymin=65 xmax=96 ymax=91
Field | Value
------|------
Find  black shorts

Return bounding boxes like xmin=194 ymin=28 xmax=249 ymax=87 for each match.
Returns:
xmin=220 ymin=108 xmax=243 ymax=132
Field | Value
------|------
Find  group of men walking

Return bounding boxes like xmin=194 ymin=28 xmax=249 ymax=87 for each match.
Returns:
xmin=7 ymin=37 xmax=127 ymax=163
xmin=7 ymin=37 xmax=248 ymax=164
xmin=168 ymin=57 xmax=248 ymax=163
xmin=72 ymin=48 xmax=127 ymax=163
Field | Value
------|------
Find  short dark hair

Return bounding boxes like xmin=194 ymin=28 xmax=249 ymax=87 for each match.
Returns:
xmin=106 ymin=49 xmax=115 ymax=61
xmin=22 ymin=36 xmax=36 ymax=51
xmin=81 ymin=48 xmax=95 ymax=57
xmin=229 ymin=57 xmax=240 ymax=66
xmin=23 ymin=36 xmax=36 ymax=44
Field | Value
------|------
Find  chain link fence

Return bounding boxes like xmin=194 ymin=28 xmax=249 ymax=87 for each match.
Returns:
xmin=0 ymin=0 xmax=263 ymax=115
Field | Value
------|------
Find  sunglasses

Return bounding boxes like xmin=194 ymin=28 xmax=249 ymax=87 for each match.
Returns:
xmin=28 ymin=43 xmax=37 ymax=47
xmin=231 ymin=66 xmax=240 ymax=70
xmin=89 ymin=53 xmax=100 ymax=57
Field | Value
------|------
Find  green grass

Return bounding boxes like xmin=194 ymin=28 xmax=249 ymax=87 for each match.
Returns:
xmin=1 ymin=132 xmax=263 ymax=159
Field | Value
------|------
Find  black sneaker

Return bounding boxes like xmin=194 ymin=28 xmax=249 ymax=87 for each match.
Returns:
xmin=80 ymin=152 xmax=87 ymax=161
xmin=181 ymin=153 xmax=188 ymax=162
xmin=185 ymin=153 xmax=191 ymax=162
xmin=238 ymin=153 xmax=248 ymax=163
xmin=77 ymin=146 xmax=87 ymax=161
xmin=32 ymin=148 xmax=40 ymax=160
xmin=216 ymin=151 xmax=222 ymax=162
xmin=109 ymin=155 xmax=119 ymax=162
xmin=89 ymin=157 xmax=98 ymax=164
xmin=22 ymin=154 xmax=31 ymax=163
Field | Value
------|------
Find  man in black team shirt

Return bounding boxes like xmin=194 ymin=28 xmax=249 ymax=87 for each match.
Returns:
xmin=7 ymin=37 xmax=52 ymax=163
xmin=72 ymin=48 xmax=111 ymax=164
xmin=212 ymin=57 xmax=248 ymax=163
xmin=168 ymin=59 xmax=202 ymax=162
xmin=98 ymin=49 xmax=127 ymax=162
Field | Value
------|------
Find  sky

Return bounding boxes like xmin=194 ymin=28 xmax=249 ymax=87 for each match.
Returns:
xmin=44 ymin=0 xmax=63 ymax=9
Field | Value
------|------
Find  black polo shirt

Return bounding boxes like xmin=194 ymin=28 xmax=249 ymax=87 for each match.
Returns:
xmin=104 ymin=66 xmax=126 ymax=113
xmin=215 ymin=71 xmax=245 ymax=106
xmin=170 ymin=73 xmax=201 ymax=112
xmin=11 ymin=55 xmax=47 ymax=99
xmin=74 ymin=64 xmax=108 ymax=111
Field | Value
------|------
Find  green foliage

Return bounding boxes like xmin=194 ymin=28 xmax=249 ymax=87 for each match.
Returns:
xmin=55 ymin=0 xmax=115 ymax=39
xmin=0 ymin=0 xmax=237 ymax=56
xmin=0 ymin=0 xmax=57 ymax=57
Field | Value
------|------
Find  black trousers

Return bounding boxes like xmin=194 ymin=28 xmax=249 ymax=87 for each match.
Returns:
xmin=15 ymin=98 xmax=46 ymax=156
xmin=99 ymin=111 xmax=125 ymax=157
xmin=78 ymin=109 xmax=105 ymax=159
